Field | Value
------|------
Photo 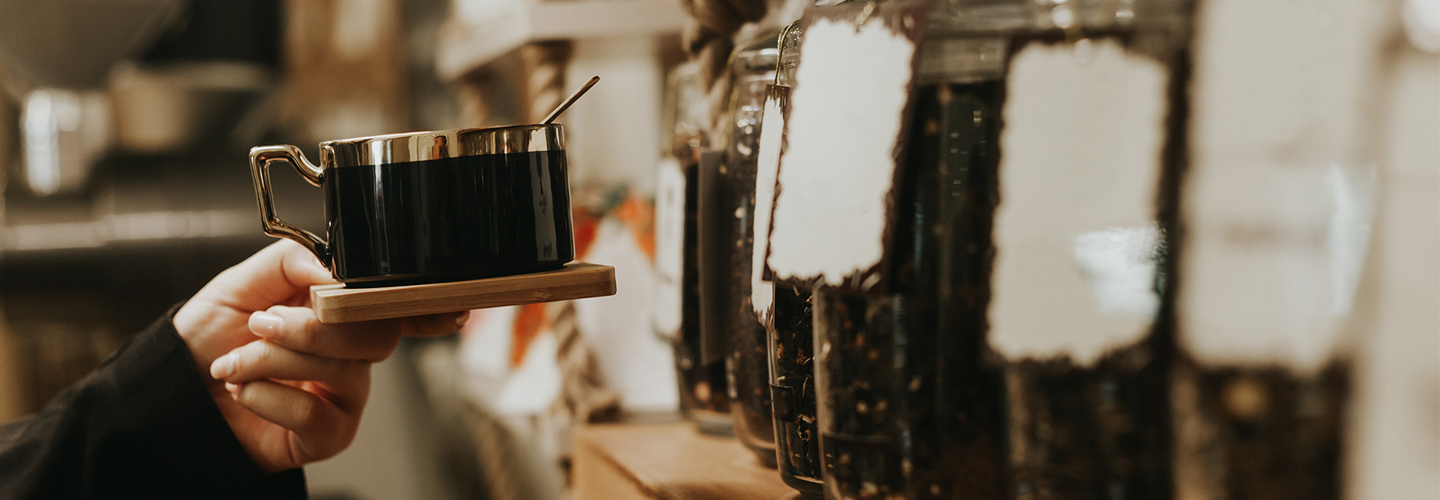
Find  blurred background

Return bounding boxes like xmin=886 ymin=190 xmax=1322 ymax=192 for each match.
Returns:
xmin=0 ymin=0 xmax=1433 ymax=500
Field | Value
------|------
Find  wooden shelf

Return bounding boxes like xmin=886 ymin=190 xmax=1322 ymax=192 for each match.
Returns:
xmin=436 ymin=0 xmax=687 ymax=80
xmin=574 ymin=421 xmax=803 ymax=500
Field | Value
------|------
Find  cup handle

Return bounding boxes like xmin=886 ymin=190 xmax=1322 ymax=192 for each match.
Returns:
xmin=249 ymin=145 xmax=330 ymax=265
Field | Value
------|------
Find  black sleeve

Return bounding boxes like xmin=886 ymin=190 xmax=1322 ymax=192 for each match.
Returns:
xmin=0 ymin=308 xmax=308 ymax=500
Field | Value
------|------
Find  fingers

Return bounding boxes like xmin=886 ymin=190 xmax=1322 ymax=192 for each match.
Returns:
xmin=405 ymin=310 xmax=471 ymax=338
xmin=211 ymin=341 xmax=368 ymax=405
xmin=225 ymin=380 xmax=360 ymax=463
xmin=249 ymin=306 xmax=468 ymax=362
xmin=250 ymin=306 xmax=400 ymax=362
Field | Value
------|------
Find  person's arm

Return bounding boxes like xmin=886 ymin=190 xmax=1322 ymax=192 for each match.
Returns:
xmin=0 ymin=240 xmax=464 ymax=499
xmin=0 ymin=310 xmax=306 ymax=499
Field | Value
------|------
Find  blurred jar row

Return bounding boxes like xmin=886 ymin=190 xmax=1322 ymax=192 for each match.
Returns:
xmin=654 ymin=0 xmax=1425 ymax=498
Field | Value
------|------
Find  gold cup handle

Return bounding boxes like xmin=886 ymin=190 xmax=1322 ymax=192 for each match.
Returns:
xmin=249 ymin=145 xmax=330 ymax=265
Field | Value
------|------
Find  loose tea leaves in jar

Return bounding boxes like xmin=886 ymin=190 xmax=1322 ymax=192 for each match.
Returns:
xmin=772 ymin=5 xmax=1015 ymax=499
xmin=661 ymin=62 xmax=732 ymax=434
xmin=986 ymin=4 xmax=1193 ymax=495
xmin=813 ymin=78 xmax=1009 ymax=500
xmin=770 ymin=283 xmax=823 ymax=495
xmin=694 ymin=148 xmax=735 ymax=434
xmin=721 ymin=29 xmax=783 ymax=466
xmin=757 ymin=21 xmax=825 ymax=497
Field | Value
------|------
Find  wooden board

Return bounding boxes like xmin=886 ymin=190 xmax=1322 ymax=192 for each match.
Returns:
xmin=310 ymin=262 xmax=616 ymax=323
xmin=573 ymin=422 xmax=803 ymax=500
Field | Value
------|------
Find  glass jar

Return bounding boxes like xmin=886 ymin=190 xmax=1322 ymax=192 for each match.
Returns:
xmin=963 ymin=1 xmax=1191 ymax=498
xmin=1172 ymin=0 xmax=1382 ymax=496
xmin=718 ymin=29 xmax=783 ymax=466
xmin=806 ymin=0 xmax=1196 ymax=497
xmin=804 ymin=5 xmax=1013 ymax=497
xmin=659 ymin=62 xmax=732 ymax=435
xmin=760 ymin=20 xmax=826 ymax=498
xmin=911 ymin=69 xmax=1010 ymax=500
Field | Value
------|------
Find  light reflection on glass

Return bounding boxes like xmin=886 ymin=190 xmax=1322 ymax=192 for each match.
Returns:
xmin=1072 ymin=224 xmax=1162 ymax=318
xmin=22 ymin=90 xmax=62 ymax=196
xmin=1325 ymin=163 xmax=1376 ymax=315
xmin=21 ymin=89 xmax=108 ymax=197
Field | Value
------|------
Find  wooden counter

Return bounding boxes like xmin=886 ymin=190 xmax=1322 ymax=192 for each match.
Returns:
xmin=573 ymin=422 xmax=804 ymax=500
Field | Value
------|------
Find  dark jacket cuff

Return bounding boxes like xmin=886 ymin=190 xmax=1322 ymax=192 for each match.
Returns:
xmin=0 ymin=306 xmax=308 ymax=499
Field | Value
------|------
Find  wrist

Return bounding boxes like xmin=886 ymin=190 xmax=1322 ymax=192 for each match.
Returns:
xmin=172 ymin=298 xmax=229 ymax=377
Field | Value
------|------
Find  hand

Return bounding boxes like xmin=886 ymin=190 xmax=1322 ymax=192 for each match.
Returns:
xmin=173 ymin=240 xmax=466 ymax=472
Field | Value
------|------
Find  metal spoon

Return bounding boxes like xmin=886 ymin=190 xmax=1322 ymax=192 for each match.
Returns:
xmin=542 ymin=76 xmax=600 ymax=125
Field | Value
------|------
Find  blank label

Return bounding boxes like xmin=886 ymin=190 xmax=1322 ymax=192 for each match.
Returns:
xmin=989 ymin=39 xmax=1169 ymax=366
xmin=766 ymin=16 xmax=917 ymax=289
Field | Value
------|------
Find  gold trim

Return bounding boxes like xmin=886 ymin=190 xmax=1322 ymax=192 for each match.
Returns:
xmin=320 ymin=124 xmax=565 ymax=169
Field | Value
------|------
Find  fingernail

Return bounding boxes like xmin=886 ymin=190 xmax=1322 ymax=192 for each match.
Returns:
xmin=210 ymin=353 xmax=236 ymax=380
xmin=224 ymin=382 xmax=240 ymax=394
xmin=249 ymin=311 xmax=283 ymax=337
xmin=455 ymin=311 xmax=471 ymax=329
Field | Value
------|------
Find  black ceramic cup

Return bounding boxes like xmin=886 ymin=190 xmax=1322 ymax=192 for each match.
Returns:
xmin=249 ymin=125 xmax=574 ymax=287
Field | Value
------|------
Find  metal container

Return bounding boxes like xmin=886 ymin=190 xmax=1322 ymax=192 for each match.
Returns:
xmin=250 ymin=125 xmax=575 ymax=287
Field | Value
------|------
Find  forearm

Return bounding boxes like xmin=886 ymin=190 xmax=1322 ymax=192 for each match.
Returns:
xmin=0 ymin=308 xmax=305 ymax=499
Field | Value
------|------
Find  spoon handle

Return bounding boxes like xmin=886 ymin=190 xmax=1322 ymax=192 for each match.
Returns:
xmin=543 ymin=76 xmax=601 ymax=124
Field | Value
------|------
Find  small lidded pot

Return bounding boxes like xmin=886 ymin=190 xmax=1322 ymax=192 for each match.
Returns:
xmin=249 ymin=125 xmax=575 ymax=287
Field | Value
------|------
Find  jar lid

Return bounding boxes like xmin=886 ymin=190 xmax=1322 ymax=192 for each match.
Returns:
xmin=320 ymin=124 xmax=564 ymax=169
xmin=923 ymin=0 xmax=1190 ymax=36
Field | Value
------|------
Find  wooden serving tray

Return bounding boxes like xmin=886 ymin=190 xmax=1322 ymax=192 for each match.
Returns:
xmin=310 ymin=262 xmax=616 ymax=323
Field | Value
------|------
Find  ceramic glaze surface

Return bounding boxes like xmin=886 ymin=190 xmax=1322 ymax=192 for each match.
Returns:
xmin=325 ymin=150 xmax=574 ymax=286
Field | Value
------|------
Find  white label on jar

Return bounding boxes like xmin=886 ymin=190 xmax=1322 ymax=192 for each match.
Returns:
xmin=652 ymin=158 xmax=686 ymax=337
xmin=766 ymin=16 xmax=916 ymax=289
xmin=1180 ymin=0 xmax=1384 ymax=371
xmin=751 ymin=93 xmax=785 ymax=317
xmin=989 ymin=39 xmax=1169 ymax=366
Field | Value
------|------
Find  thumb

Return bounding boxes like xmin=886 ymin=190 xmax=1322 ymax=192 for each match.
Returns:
xmin=217 ymin=240 xmax=335 ymax=307
xmin=273 ymin=240 xmax=335 ymax=289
